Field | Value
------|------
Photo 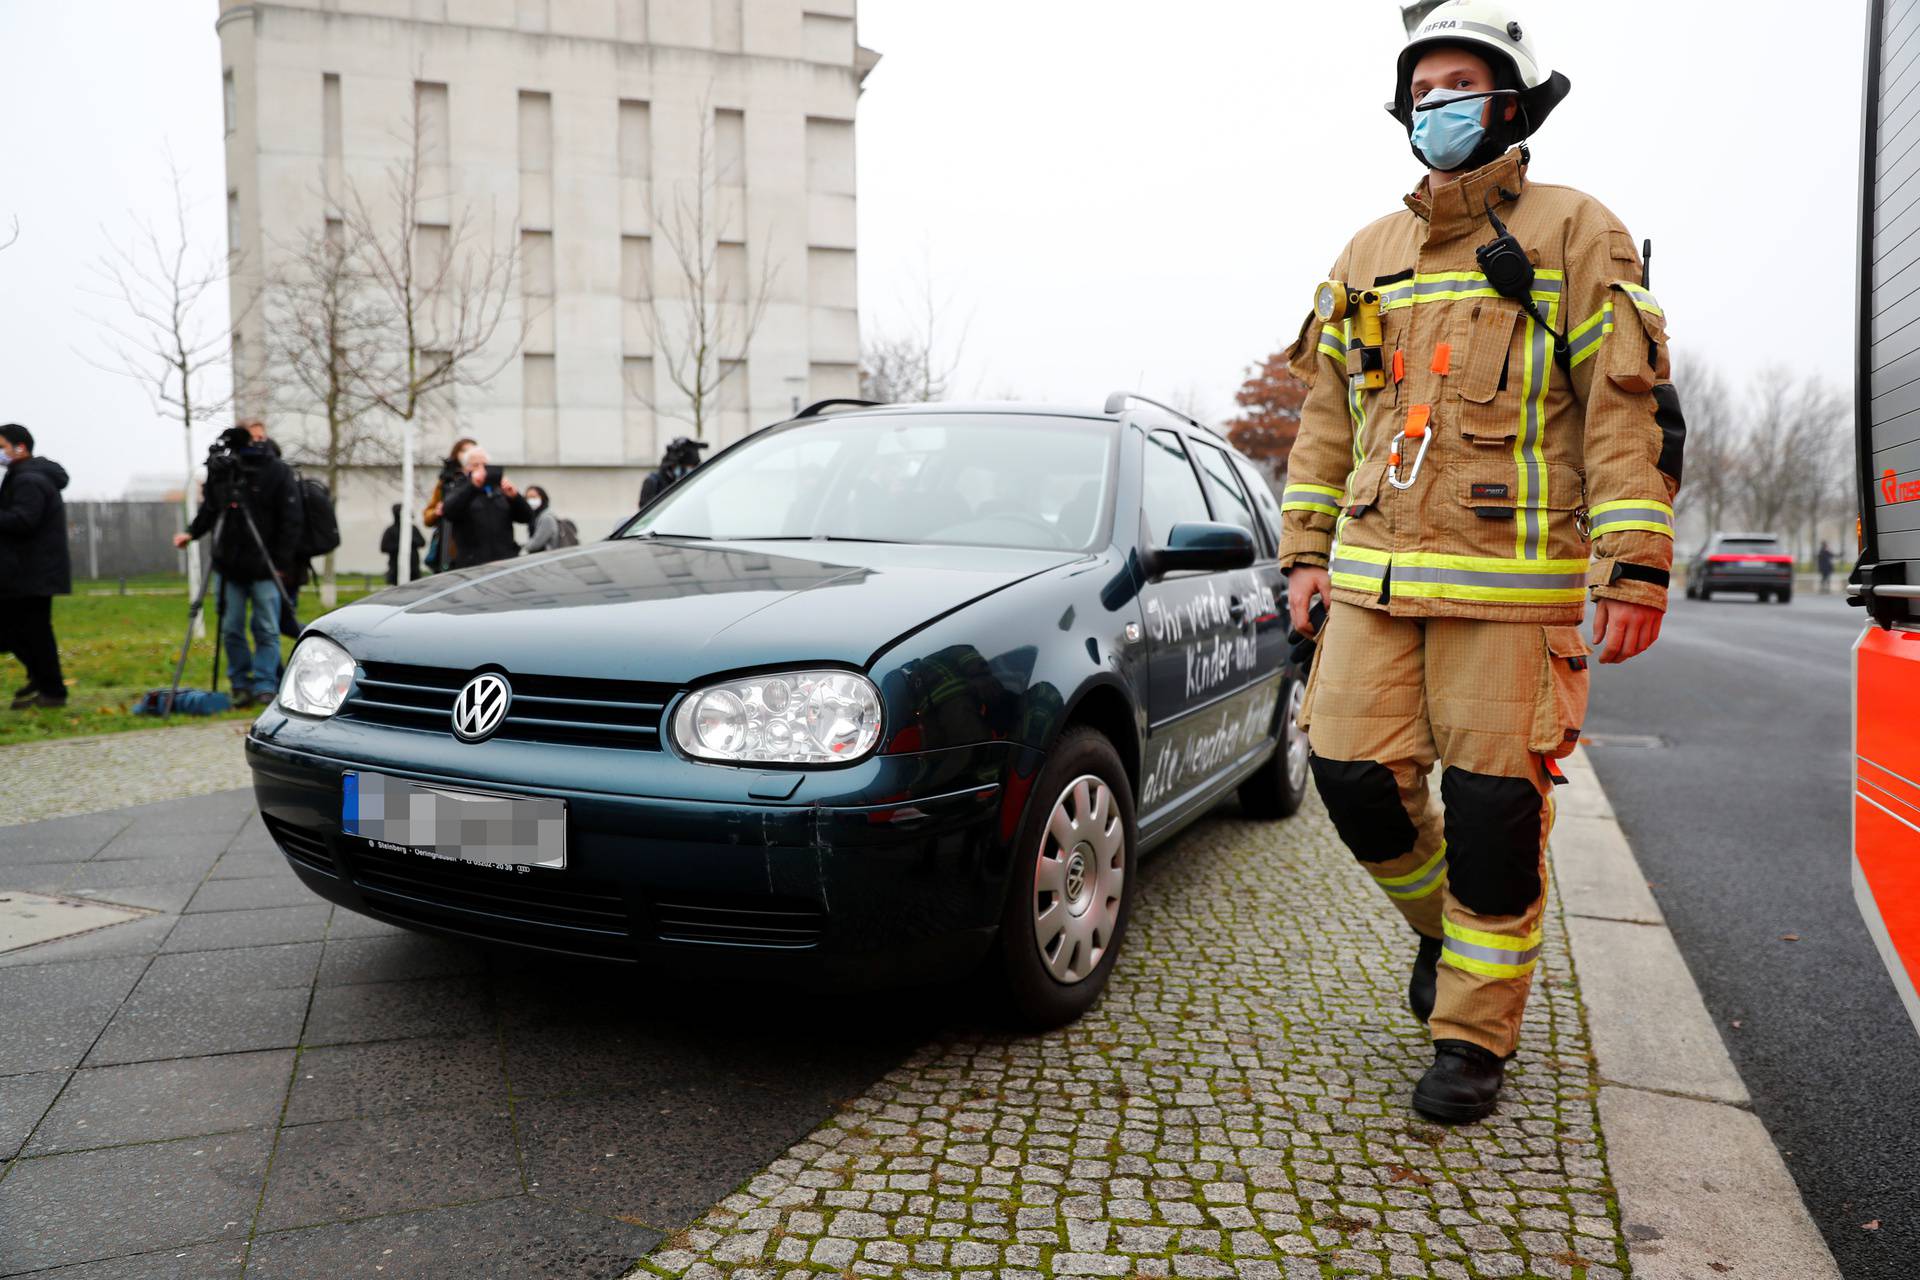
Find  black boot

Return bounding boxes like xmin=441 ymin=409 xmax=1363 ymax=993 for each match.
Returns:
xmin=1409 ymin=933 xmax=1442 ymax=1024
xmin=1413 ymin=1039 xmax=1505 ymax=1123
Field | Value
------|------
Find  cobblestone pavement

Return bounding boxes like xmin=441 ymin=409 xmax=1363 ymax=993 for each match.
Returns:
xmin=0 ymin=721 xmax=253 ymax=826
xmin=630 ymin=793 xmax=1627 ymax=1280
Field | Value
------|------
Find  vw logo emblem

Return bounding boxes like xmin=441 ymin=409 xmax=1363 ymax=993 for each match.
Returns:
xmin=451 ymin=673 xmax=512 ymax=743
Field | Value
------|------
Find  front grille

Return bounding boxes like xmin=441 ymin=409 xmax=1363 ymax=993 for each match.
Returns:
xmin=340 ymin=839 xmax=636 ymax=959
xmin=652 ymin=894 xmax=827 ymax=950
xmin=264 ymin=815 xmax=337 ymax=876
xmin=340 ymin=661 xmax=672 ymax=750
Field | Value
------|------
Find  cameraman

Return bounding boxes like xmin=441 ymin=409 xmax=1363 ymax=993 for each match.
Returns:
xmin=638 ymin=435 xmax=708 ymax=507
xmin=171 ymin=426 xmax=302 ymax=707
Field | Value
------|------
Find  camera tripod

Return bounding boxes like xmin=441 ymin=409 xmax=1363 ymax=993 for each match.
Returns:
xmin=163 ymin=501 xmax=297 ymax=717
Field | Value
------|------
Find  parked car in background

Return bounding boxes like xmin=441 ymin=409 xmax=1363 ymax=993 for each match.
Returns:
xmin=248 ymin=397 xmax=1308 ymax=1026
xmin=1685 ymin=532 xmax=1795 ymax=603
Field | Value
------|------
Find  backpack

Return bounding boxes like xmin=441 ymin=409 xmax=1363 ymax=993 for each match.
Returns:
xmin=552 ymin=517 xmax=580 ymax=548
xmin=295 ymin=473 xmax=341 ymax=558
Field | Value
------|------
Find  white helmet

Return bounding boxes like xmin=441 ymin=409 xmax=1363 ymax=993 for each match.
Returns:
xmin=1388 ymin=1 xmax=1570 ymax=138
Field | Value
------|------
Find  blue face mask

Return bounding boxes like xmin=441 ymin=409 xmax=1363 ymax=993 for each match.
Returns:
xmin=1411 ymin=90 xmax=1489 ymax=172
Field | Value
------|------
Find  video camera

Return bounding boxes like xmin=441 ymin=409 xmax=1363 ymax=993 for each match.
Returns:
xmin=661 ymin=436 xmax=710 ymax=472
xmin=203 ymin=427 xmax=256 ymax=505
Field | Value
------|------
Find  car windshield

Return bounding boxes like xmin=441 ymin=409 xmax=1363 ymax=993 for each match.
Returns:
xmin=624 ymin=413 xmax=1117 ymax=552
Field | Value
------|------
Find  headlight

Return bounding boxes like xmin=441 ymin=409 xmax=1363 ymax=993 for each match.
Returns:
xmin=277 ymin=635 xmax=355 ymax=718
xmin=672 ymin=669 xmax=882 ymax=766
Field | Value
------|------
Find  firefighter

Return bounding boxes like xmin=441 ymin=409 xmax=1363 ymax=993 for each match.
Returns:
xmin=1281 ymin=1 xmax=1684 ymax=1122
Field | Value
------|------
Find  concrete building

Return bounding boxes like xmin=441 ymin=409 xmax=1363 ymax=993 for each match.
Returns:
xmin=216 ymin=0 xmax=875 ymax=572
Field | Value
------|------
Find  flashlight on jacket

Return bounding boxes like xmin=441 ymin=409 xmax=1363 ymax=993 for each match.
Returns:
xmin=1317 ymin=281 xmax=1386 ymax=391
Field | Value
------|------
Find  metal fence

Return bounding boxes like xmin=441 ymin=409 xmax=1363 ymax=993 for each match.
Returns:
xmin=64 ymin=501 xmax=190 ymax=581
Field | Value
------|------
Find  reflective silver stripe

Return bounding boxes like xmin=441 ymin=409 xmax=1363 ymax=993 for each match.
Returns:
xmin=1518 ymin=313 xmax=1550 ymax=559
xmin=1283 ymin=487 xmax=1343 ymax=507
xmin=1589 ymin=505 xmax=1672 ymax=530
xmin=1330 ymin=554 xmax=1386 ymax=580
xmin=1375 ymin=856 xmax=1447 ymax=900
xmin=1390 ymin=564 xmax=1586 ymax=591
xmin=1443 ymin=935 xmax=1542 ymax=968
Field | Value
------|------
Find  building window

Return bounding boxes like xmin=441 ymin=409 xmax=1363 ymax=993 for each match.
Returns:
xmin=805 ymin=117 xmax=854 ymax=195
xmin=616 ymin=0 xmax=645 ymax=43
xmin=223 ymin=70 xmax=237 ymax=136
xmin=713 ymin=0 xmax=743 ymax=52
xmin=802 ymin=13 xmax=854 ymax=64
xmin=414 ymin=224 xmax=451 ymax=276
xmin=524 ymin=353 xmax=556 ymax=407
xmin=227 ymin=190 xmax=240 ymax=257
xmin=623 ymin=356 xmax=655 ymax=461
xmin=714 ymin=108 xmax=745 ymax=186
xmin=322 ymin=74 xmax=343 ymax=199
xmin=414 ymin=82 xmax=449 ymax=177
xmin=617 ymin=100 xmax=650 ymax=181
xmin=716 ymin=241 xmax=748 ymax=302
xmin=806 ymin=247 xmax=856 ymax=309
xmin=521 ymin=230 xmax=554 ymax=298
xmin=519 ymin=91 xmax=552 ymax=173
xmin=716 ymin=360 xmax=749 ymax=443
xmin=621 ymin=235 xmax=651 ymax=301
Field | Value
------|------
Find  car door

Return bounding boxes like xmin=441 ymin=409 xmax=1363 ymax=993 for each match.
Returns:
xmin=1135 ymin=429 xmax=1264 ymax=820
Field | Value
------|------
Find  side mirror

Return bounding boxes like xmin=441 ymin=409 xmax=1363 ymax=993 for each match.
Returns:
xmin=1143 ymin=522 xmax=1256 ymax=579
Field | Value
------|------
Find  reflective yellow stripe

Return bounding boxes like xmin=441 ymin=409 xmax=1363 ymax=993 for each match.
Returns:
xmin=1617 ymin=281 xmax=1663 ymax=317
xmin=1283 ymin=482 xmax=1345 ymax=518
xmin=1370 ymin=843 xmax=1449 ymax=900
xmin=1283 ymin=501 xmax=1341 ymax=516
xmin=1325 ymin=549 xmax=1589 ymax=604
xmin=1378 ymin=269 xmax=1566 ymax=312
xmin=1332 ymin=545 xmax=1392 ymax=564
xmin=1288 ymin=484 xmax=1345 ymax=498
xmin=1441 ymin=918 xmax=1544 ymax=979
xmin=1589 ymin=499 xmax=1674 ymax=517
xmin=1319 ymin=325 xmax=1349 ymax=366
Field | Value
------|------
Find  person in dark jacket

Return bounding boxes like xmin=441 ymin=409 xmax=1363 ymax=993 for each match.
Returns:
xmin=247 ymin=421 xmax=309 ymax=638
xmin=1818 ymin=540 xmax=1836 ymax=595
xmin=638 ymin=436 xmax=709 ymax=507
xmin=421 ymin=436 xmax=477 ymax=574
xmin=440 ymin=445 xmax=532 ymax=569
xmin=0 ymin=424 xmax=72 ymax=710
xmin=171 ymin=425 xmax=302 ymax=706
xmin=381 ymin=503 xmax=424 ymax=585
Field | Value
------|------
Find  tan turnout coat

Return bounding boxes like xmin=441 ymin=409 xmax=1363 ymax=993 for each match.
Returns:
xmin=1278 ymin=149 xmax=1679 ymax=622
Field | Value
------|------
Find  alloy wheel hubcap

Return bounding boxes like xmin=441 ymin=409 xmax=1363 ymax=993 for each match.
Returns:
xmin=1032 ymin=775 xmax=1125 ymax=985
xmin=1285 ymin=679 xmax=1310 ymax=795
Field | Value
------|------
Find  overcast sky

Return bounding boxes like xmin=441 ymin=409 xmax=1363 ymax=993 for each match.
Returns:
xmin=0 ymin=1 xmax=1866 ymax=496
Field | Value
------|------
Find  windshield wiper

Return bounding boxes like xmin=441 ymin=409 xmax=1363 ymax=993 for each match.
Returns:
xmin=719 ymin=534 xmax=911 ymax=544
xmin=628 ymin=531 xmax=712 ymax=541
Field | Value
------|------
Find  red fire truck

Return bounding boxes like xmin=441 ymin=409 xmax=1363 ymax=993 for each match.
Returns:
xmin=1854 ymin=0 xmax=1920 ymax=1031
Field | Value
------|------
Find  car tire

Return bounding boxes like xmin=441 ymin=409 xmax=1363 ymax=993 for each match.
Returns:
xmin=1779 ymin=587 xmax=1793 ymax=604
xmin=1239 ymin=674 xmax=1309 ymax=820
xmin=1698 ymin=585 xmax=1712 ymax=601
xmin=992 ymin=726 xmax=1137 ymax=1029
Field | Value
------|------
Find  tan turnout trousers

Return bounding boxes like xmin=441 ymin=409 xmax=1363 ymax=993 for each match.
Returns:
xmin=1300 ymin=600 xmax=1590 ymax=1057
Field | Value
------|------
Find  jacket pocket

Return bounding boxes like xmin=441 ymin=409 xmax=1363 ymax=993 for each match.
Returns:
xmin=1450 ymin=461 xmax=1587 ymax=520
xmin=1528 ymin=625 xmax=1591 ymax=759
xmin=1452 ymin=302 xmax=1523 ymax=443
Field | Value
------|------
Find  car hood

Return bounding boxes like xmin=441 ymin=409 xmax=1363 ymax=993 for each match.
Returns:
xmin=320 ymin=537 xmax=1084 ymax=684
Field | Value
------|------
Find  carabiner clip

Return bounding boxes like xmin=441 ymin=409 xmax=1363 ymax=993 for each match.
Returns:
xmin=1386 ymin=404 xmax=1433 ymax=491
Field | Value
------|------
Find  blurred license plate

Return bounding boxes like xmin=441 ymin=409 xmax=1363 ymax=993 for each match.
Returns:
xmin=1741 ymin=559 xmax=1771 ymax=568
xmin=341 ymin=772 xmax=566 ymax=870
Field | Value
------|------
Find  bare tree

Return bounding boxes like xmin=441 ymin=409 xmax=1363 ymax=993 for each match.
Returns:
xmin=1668 ymin=351 xmax=1738 ymax=547
xmin=1735 ymin=369 xmax=1846 ymax=549
xmin=263 ymin=215 xmax=396 ymax=604
xmin=860 ymin=267 xmax=967 ymax=404
xmin=344 ymin=106 xmax=521 ymax=583
xmin=86 ymin=160 xmax=248 ymax=633
xmin=633 ymin=93 xmax=777 ymax=441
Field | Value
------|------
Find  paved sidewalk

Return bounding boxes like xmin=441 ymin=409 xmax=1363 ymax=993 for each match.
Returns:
xmin=629 ymin=798 xmax=1626 ymax=1280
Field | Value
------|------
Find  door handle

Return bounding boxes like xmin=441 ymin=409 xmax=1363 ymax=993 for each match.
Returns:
xmin=1228 ymin=596 xmax=1248 ymax=625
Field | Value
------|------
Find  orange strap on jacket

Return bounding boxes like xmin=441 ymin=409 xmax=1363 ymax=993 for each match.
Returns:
xmin=1431 ymin=343 xmax=1452 ymax=376
xmin=1392 ymin=350 xmax=1405 ymax=384
xmin=1404 ymin=404 xmax=1431 ymax=438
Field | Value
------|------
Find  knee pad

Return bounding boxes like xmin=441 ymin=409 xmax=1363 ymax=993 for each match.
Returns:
xmin=1440 ymin=767 xmax=1543 ymax=917
xmin=1309 ymin=757 xmax=1418 ymax=863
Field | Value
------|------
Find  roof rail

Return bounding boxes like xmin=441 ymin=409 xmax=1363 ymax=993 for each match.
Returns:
xmin=1103 ymin=390 xmax=1203 ymax=431
xmin=794 ymin=398 xmax=881 ymax=419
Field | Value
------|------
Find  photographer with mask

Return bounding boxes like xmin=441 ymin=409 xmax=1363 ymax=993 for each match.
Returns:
xmin=638 ymin=436 xmax=709 ymax=507
xmin=171 ymin=426 xmax=302 ymax=707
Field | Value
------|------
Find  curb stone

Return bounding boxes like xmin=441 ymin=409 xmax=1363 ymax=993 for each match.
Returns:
xmin=1554 ymin=746 xmax=1841 ymax=1279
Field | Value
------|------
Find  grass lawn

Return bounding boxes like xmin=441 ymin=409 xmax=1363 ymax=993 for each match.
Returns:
xmin=1 ymin=578 xmax=375 ymax=748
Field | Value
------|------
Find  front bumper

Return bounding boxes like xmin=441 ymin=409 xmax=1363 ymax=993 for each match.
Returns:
xmin=246 ymin=710 xmax=1040 ymax=984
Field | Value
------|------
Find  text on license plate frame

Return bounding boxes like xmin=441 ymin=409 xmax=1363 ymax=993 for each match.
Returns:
xmin=341 ymin=771 xmax=567 ymax=871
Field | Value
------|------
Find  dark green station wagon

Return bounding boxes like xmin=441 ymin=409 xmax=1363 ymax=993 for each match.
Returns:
xmin=248 ymin=397 xmax=1306 ymax=1024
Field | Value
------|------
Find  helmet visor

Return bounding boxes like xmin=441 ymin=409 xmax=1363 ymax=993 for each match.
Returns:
xmin=1413 ymin=86 xmax=1519 ymax=112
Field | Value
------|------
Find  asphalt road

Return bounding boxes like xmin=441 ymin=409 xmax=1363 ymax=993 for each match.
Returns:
xmin=1583 ymin=586 xmax=1920 ymax=1279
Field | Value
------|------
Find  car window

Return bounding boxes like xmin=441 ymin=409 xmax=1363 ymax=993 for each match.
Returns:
xmin=1228 ymin=454 xmax=1282 ymax=558
xmin=1142 ymin=431 xmax=1213 ymax=546
xmin=626 ymin=414 xmax=1116 ymax=552
xmin=1188 ymin=439 xmax=1260 ymax=544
